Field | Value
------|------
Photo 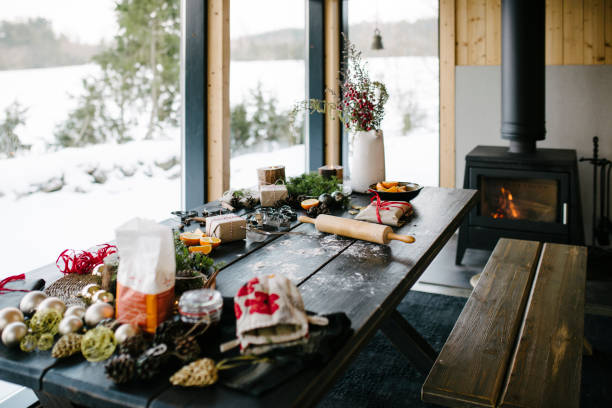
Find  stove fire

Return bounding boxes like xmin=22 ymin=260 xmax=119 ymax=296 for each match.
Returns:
xmin=491 ymin=187 xmax=520 ymax=219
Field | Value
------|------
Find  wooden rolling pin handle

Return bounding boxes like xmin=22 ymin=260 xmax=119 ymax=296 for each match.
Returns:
xmin=387 ymin=232 xmax=416 ymax=244
xmin=298 ymin=215 xmax=315 ymax=224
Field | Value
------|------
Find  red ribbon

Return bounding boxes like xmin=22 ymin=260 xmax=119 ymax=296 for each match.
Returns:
xmin=56 ymin=244 xmax=117 ymax=275
xmin=0 ymin=274 xmax=29 ymax=294
xmin=368 ymin=189 xmax=412 ymax=224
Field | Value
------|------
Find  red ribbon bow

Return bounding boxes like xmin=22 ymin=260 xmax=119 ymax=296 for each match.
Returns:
xmin=0 ymin=274 xmax=29 ymax=294
xmin=368 ymin=189 xmax=412 ymax=224
xmin=56 ymin=243 xmax=117 ymax=275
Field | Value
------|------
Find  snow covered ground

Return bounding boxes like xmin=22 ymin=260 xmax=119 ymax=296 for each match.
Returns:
xmin=0 ymin=56 xmax=438 ymax=279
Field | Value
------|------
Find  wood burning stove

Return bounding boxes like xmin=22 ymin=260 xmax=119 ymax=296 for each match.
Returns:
xmin=456 ymin=146 xmax=584 ymax=264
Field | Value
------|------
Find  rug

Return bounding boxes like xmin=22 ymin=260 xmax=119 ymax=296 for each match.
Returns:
xmin=318 ymin=291 xmax=612 ymax=408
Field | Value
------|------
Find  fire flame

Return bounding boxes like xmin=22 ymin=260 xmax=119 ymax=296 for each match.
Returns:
xmin=491 ymin=187 xmax=520 ymax=219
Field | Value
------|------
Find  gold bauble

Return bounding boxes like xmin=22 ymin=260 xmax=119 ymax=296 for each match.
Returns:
xmin=0 ymin=307 xmax=24 ymax=332
xmin=80 ymin=284 xmax=101 ymax=299
xmin=1 ymin=322 xmax=27 ymax=348
xmin=85 ymin=302 xmax=114 ymax=327
xmin=19 ymin=291 xmax=47 ymax=315
xmin=58 ymin=316 xmax=84 ymax=335
xmin=114 ymin=323 xmax=139 ymax=344
xmin=92 ymin=264 xmax=105 ymax=277
xmin=64 ymin=305 xmax=86 ymax=319
xmin=92 ymin=290 xmax=114 ymax=304
xmin=37 ymin=297 xmax=66 ymax=315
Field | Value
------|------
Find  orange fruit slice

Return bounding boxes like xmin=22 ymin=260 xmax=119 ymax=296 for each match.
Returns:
xmin=200 ymin=236 xmax=221 ymax=248
xmin=381 ymin=181 xmax=399 ymax=189
xmin=180 ymin=232 xmax=204 ymax=246
xmin=376 ymin=182 xmax=386 ymax=191
xmin=188 ymin=244 xmax=212 ymax=255
xmin=301 ymin=198 xmax=320 ymax=210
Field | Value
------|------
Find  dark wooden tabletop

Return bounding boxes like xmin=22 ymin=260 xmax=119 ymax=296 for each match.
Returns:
xmin=0 ymin=187 xmax=477 ymax=408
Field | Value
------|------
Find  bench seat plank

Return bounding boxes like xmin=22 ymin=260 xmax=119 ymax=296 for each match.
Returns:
xmin=499 ymin=243 xmax=587 ymax=408
xmin=422 ymin=238 xmax=542 ymax=408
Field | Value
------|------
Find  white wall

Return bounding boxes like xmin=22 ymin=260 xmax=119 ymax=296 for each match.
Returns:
xmin=456 ymin=65 xmax=612 ymax=245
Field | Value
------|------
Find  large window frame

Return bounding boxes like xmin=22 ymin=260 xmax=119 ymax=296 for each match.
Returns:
xmin=182 ymin=0 xmax=348 ymax=209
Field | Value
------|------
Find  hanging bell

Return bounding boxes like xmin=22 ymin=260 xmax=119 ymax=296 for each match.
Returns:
xmin=371 ymin=28 xmax=384 ymax=50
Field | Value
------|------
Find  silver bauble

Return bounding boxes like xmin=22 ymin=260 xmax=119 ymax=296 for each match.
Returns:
xmin=1 ymin=322 xmax=27 ymax=348
xmin=114 ymin=323 xmax=140 ymax=344
xmin=92 ymin=290 xmax=114 ymax=304
xmin=64 ymin=305 xmax=86 ymax=319
xmin=84 ymin=302 xmax=114 ymax=327
xmin=19 ymin=291 xmax=47 ymax=315
xmin=0 ymin=307 xmax=24 ymax=332
xmin=80 ymin=284 xmax=101 ymax=299
xmin=58 ymin=316 xmax=84 ymax=335
xmin=36 ymin=297 xmax=66 ymax=315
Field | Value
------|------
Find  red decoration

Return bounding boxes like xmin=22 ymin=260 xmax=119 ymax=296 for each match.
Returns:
xmin=234 ymin=303 xmax=242 ymax=320
xmin=236 ymin=277 xmax=259 ymax=297
xmin=368 ymin=189 xmax=412 ymax=224
xmin=245 ymin=291 xmax=280 ymax=315
xmin=56 ymin=244 xmax=117 ymax=275
xmin=0 ymin=274 xmax=29 ymax=294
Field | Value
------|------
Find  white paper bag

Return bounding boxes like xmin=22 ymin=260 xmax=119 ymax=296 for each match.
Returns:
xmin=115 ymin=218 xmax=175 ymax=333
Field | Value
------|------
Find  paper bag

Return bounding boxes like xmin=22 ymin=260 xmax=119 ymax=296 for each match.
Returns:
xmin=115 ymin=218 xmax=175 ymax=334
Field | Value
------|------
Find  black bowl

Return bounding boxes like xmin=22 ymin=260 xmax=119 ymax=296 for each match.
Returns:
xmin=368 ymin=182 xmax=423 ymax=202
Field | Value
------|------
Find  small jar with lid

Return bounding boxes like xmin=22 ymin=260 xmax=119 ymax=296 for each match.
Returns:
xmin=178 ymin=289 xmax=223 ymax=324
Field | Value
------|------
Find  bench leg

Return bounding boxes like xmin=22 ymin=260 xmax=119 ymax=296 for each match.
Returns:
xmin=380 ymin=309 xmax=437 ymax=376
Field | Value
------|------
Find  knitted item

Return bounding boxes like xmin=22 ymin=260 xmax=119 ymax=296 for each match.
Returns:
xmin=170 ymin=358 xmax=218 ymax=387
xmin=105 ymin=353 xmax=136 ymax=384
xmin=119 ymin=334 xmax=147 ymax=357
xmin=52 ymin=333 xmax=83 ymax=358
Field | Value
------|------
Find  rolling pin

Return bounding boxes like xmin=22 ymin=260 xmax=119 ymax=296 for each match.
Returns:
xmin=298 ymin=214 xmax=415 ymax=244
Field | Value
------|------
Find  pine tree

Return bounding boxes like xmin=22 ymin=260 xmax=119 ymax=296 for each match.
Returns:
xmin=0 ymin=101 xmax=29 ymax=157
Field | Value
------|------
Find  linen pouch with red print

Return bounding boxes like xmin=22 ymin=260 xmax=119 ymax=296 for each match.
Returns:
xmin=232 ymin=274 xmax=310 ymax=353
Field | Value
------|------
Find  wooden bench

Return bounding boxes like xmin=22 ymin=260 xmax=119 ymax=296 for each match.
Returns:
xmin=422 ymin=238 xmax=587 ymax=408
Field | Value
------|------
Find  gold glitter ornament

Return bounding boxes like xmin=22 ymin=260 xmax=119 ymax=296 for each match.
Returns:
xmin=81 ymin=326 xmax=116 ymax=362
xmin=52 ymin=333 xmax=83 ymax=358
xmin=30 ymin=309 xmax=62 ymax=335
xmin=37 ymin=333 xmax=54 ymax=351
xmin=20 ymin=333 xmax=38 ymax=352
xmin=170 ymin=358 xmax=218 ymax=387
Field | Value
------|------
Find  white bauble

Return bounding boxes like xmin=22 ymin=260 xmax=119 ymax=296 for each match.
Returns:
xmin=1 ymin=322 xmax=27 ymax=347
xmin=19 ymin=291 xmax=47 ymax=315
xmin=64 ymin=305 xmax=86 ymax=319
xmin=58 ymin=316 xmax=84 ymax=335
xmin=37 ymin=297 xmax=66 ymax=315
xmin=84 ymin=302 xmax=114 ymax=327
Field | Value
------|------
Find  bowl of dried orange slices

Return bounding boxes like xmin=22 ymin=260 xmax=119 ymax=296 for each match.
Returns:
xmin=368 ymin=181 xmax=423 ymax=201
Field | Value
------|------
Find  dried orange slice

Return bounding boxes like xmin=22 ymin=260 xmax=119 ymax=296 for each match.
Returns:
xmin=301 ymin=198 xmax=320 ymax=210
xmin=188 ymin=244 xmax=212 ymax=255
xmin=376 ymin=182 xmax=386 ymax=191
xmin=200 ymin=236 xmax=221 ymax=248
xmin=180 ymin=232 xmax=204 ymax=246
xmin=381 ymin=181 xmax=399 ymax=189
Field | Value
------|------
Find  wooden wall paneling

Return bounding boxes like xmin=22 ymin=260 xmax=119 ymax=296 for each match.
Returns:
xmin=564 ymin=0 xmax=585 ymax=64
xmin=324 ymin=0 xmax=341 ymax=166
xmin=456 ymin=0 xmax=469 ymax=65
xmin=207 ymin=0 xmax=230 ymax=200
xmin=467 ymin=0 xmax=486 ymax=64
xmin=439 ymin=0 xmax=455 ymax=188
xmin=485 ymin=0 xmax=501 ymax=65
xmin=584 ymin=0 xmax=606 ymax=64
xmin=605 ymin=0 xmax=612 ymax=63
xmin=547 ymin=0 xmax=565 ymax=64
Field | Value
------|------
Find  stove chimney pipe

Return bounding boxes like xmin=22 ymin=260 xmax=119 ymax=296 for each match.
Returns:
xmin=501 ymin=0 xmax=546 ymax=154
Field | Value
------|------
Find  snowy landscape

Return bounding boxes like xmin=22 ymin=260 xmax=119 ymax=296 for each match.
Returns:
xmin=0 ymin=56 xmax=437 ymax=279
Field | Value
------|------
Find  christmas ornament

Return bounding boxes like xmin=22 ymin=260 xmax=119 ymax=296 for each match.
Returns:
xmin=81 ymin=326 xmax=116 ymax=362
xmin=80 ymin=284 xmax=101 ymax=300
xmin=136 ymin=344 xmax=169 ymax=380
xmin=58 ymin=316 xmax=84 ymax=335
xmin=37 ymin=333 xmax=54 ymax=351
xmin=52 ymin=333 xmax=82 ymax=358
xmin=97 ymin=318 xmax=120 ymax=331
xmin=1 ymin=322 xmax=27 ymax=347
xmin=174 ymin=336 xmax=201 ymax=362
xmin=64 ymin=305 xmax=86 ymax=319
xmin=114 ymin=324 xmax=139 ymax=344
xmin=30 ymin=309 xmax=62 ymax=335
xmin=56 ymin=243 xmax=117 ymax=275
xmin=92 ymin=290 xmax=114 ymax=304
xmin=170 ymin=358 xmax=218 ymax=387
xmin=85 ymin=302 xmax=114 ymax=327
xmin=92 ymin=264 xmax=104 ymax=277
xmin=19 ymin=291 xmax=47 ymax=315
xmin=104 ymin=353 xmax=136 ymax=384
xmin=36 ymin=297 xmax=66 ymax=315
xmin=153 ymin=318 xmax=187 ymax=346
xmin=0 ymin=307 xmax=24 ymax=332
xmin=118 ymin=334 xmax=146 ymax=357
xmin=20 ymin=333 xmax=38 ymax=352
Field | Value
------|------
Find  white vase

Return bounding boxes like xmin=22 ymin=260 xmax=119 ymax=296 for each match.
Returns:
xmin=349 ymin=129 xmax=386 ymax=193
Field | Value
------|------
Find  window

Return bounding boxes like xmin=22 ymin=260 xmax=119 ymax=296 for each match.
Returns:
xmin=348 ymin=0 xmax=439 ymax=186
xmin=229 ymin=0 xmax=306 ymax=188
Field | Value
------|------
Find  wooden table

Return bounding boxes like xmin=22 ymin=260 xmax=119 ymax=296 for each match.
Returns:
xmin=0 ymin=187 xmax=477 ymax=408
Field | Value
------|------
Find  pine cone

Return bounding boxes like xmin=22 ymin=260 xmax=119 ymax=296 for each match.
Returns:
xmin=174 ymin=336 xmax=201 ymax=362
xmin=244 ymin=196 xmax=258 ymax=210
xmin=52 ymin=333 xmax=82 ymax=358
xmin=318 ymin=203 xmax=330 ymax=215
xmin=229 ymin=194 xmax=242 ymax=210
xmin=170 ymin=358 xmax=218 ymax=387
xmin=119 ymin=334 xmax=147 ymax=357
xmin=154 ymin=318 xmax=187 ymax=346
xmin=306 ymin=206 xmax=320 ymax=218
xmin=136 ymin=344 xmax=169 ymax=380
xmin=105 ymin=353 xmax=136 ymax=384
